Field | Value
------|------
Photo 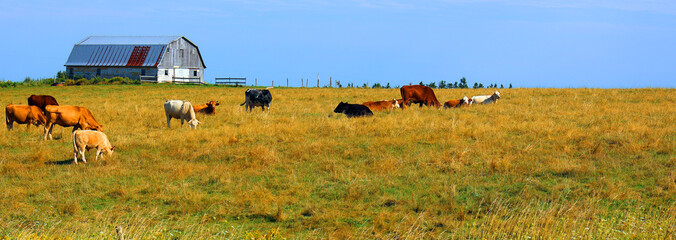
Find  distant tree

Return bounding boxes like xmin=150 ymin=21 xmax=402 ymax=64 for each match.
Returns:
xmin=473 ymin=82 xmax=478 ymax=89
xmin=460 ymin=77 xmax=468 ymax=88
xmin=386 ymin=82 xmax=391 ymax=88
xmin=509 ymin=83 xmax=513 ymax=88
xmin=479 ymin=83 xmax=484 ymax=88
xmin=453 ymin=82 xmax=458 ymax=88
xmin=500 ymin=84 xmax=504 ymax=88
xmin=419 ymin=81 xmax=424 ymax=86
xmin=362 ymin=83 xmax=368 ymax=88
xmin=372 ymin=83 xmax=382 ymax=88
xmin=335 ymin=80 xmax=342 ymax=88
xmin=439 ymin=80 xmax=447 ymax=89
xmin=428 ymin=82 xmax=437 ymax=88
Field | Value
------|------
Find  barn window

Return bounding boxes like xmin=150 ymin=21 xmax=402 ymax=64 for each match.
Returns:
xmin=141 ymin=69 xmax=146 ymax=75
xmin=165 ymin=70 xmax=169 ymax=75
xmin=180 ymin=49 xmax=184 ymax=58
xmin=193 ymin=70 xmax=198 ymax=76
xmin=96 ymin=68 xmax=101 ymax=76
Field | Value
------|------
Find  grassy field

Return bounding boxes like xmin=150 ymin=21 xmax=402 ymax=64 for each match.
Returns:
xmin=1 ymin=84 xmax=674 ymax=239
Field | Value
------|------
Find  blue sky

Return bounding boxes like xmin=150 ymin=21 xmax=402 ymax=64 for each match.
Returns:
xmin=1 ymin=0 xmax=675 ymax=88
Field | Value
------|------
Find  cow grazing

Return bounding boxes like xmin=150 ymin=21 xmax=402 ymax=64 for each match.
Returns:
xmin=164 ymin=100 xmax=200 ymax=129
xmin=443 ymin=96 xmax=472 ymax=108
xmin=240 ymin=89 xmax=272 ymax=112
xmin=471 ymin=91 xmax=501 ymax=104
xmin=400 ymin=85 xmax=442 ymax=109
xmin=44 ymin=105 xmax=103 ymax=140
xmin=362 ymin=99 xmax=400 ymax=111
xmin=72 ymin=130 xmax=114 ymax=164
xmin=193 ymin=101 xmax=220 ymax=115
xmin=6 ymin=104 xmax=47 ymax=130
xmin=333 ymin=102 xmax=374 ymax=118
xmin=28 ymin=95 xmax=59 ymax=111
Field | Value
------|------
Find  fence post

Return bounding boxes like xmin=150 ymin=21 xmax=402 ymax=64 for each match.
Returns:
xmin=255 ymin=78 xmax=257 ymax=86
xmin=272 ymin=81 xmax=274 ymax=87
xmin=330 ymin=77 xmax=332 ymax=88
xmin=286 ymin=78 xmax=288 ymax=87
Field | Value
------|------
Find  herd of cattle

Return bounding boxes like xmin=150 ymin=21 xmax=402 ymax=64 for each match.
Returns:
xmin=5 ymin=85 xmax=500 ymax=163
xmin=334 ymin=85 xmax=501 ymax=117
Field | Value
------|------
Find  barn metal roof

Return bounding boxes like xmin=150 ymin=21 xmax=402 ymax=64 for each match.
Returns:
xmin=76 ymin=36 xmax=181 ymax=45
xmin=64 ymin=36 xmax=197 ymax=67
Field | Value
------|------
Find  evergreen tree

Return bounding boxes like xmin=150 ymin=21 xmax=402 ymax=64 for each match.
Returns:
xmin=500 ymin=84 xmax=504 ymax=88
xmin=454 ymin=82 xmax=458 ymax=88
xmin=419 ymin=81 xmax=424 ymax=86
xmin=509 ymin=83 xmax=513 ymax=88
xmin=428 ymin=82 xmax=437 ymax=88
xmin=460 ymin=77 xmax=468 ymax=88
xmin=479 ymin=83 xmax=484 ymax=88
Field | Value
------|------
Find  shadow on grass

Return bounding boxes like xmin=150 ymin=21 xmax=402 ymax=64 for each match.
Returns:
xmin=46 ymin=159 xmax=74 ymax=165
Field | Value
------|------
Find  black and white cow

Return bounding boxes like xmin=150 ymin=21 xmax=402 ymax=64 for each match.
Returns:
xmin=240 ymin=89 xmax=273 ymax=112
xmin=333 ymin=102 xmax=373 ymax=118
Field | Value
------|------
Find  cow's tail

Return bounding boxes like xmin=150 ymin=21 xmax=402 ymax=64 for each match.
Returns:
xmin=240 ymin=101 xmax=246 ymax=106
xmin=5 ymin=106 xmax=10 ymax=130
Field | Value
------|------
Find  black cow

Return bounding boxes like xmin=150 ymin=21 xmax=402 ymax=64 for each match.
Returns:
xmin=240 ymin=89 xmax=272 ymax=112
xmin=333 ymin=102 xmax=373 ymax=118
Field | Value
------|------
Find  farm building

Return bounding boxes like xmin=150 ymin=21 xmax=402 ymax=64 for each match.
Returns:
xmin=64 ymin=36 xmax=206 ymax=83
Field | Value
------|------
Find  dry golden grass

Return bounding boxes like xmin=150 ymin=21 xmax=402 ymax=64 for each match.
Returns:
xmin=0 ymin=85 xmax=674 ymax=239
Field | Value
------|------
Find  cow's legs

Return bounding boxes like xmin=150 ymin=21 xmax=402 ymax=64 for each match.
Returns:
xmin=73 ymin=147 xmax=79 ymax=164
xmin=44 ymin=122 xmax=54 ymax=140
xmin=166 ymin=115 xmax=172 ymax=128
xmin=80 ymin=149 xmax=87 ymax=163
xmin=261 ymin=105 xmax=265 ymax=112
xmin=95 ymin=148 xmax=101 ymax=161
xmin=180 ymin=117 xmax=185 ymax=127
xmin=7 ymin=119 xmax=13 ymax=131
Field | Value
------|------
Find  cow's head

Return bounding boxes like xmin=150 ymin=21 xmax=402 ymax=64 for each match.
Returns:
xmin=460 ymin=96 xmax=470 ymax=107
xmin=494 ymin=91 xmax=501 ymax=99
xmin=188 ymin=119 xmax=201 ymax=129
xmin=334 ymin=102 xmax=347 ymax=113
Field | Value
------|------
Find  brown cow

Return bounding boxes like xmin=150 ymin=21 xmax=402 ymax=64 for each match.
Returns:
xmin=362 ymin=99 xmax=400 ymax=111
xmin=400 ymin=85 xmax=441 ymax=109
xmin=192 ymin=101 xmax=220 ymax=114
xmin=443 ymin=96 xmax=472 ymax=108
xmin=28 ymin=95 xmax=59 ymax=111
xmin=5 ymin=104 xmax=47 ymax=130
xmin=44 ymin=105 xmax=103 ymax=140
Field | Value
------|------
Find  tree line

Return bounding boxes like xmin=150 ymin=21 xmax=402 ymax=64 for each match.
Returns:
xmin=334 ymin=77 xmax=512 ymax=89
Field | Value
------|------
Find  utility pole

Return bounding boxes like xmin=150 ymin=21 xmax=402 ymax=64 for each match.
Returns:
xmin=317 ymin=73 xmax=319 ymax=88
xmin=330 ymin=77 xmax=332 ymax=88
xmin=255 ymin=78 xmax=257 ymax=86
xmin=286 ymin=78 xmax=288 ymax=87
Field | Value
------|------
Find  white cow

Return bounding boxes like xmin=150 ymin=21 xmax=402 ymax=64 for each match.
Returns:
xmin=471 ymin=91 xmax=501 ymax=104
xmin=164 ymin=100 xmax=200 ymax=129
xmin=72 ymin=130 xmax=114 ymax=164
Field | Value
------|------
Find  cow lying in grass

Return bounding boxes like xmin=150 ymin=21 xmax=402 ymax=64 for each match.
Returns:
xmin=443 ymin=96 xmax=471 ymax=108
xmin=334 ymin=102 xmax=373 ymax=118
xmin=193 ymin=101 xmax=219 ymax=115
xmin=362 ymin=99 xmax=400 ymax=111
xmin=6 ymin=104 xmax=47 ymax=130
xmin=164 ymin=100 xmax=201 ymax=129
xmin=72 ymin=130 xmax=115 ymax=164
xmin=472 ymin=91 xmax=501 ymax=104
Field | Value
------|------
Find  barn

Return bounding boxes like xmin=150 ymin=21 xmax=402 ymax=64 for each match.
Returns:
xmin=64 ymin=36 xmax=206 ymax=83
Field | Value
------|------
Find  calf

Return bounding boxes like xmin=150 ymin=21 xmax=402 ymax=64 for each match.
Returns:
xmin=443 ymin=96 xmax=471 ymax=108
xmin=471 ymin=91 xmax=501 ymax=104
xmin=6 ymin=104 xmax=47 ymax=130
xmin=164 ymin=100 xmax=200 ymax=129
xmin=240 ymin=89 xmax=272 ymax=112
xmin=193 ymin=101 xmax=220 ymax=115
xmin=72 ymin=130 xmax=115 ymax=164
xmin=362 ymin=99 xmax=400 ymax=111
xmin=333 ymin=102 xmax=373 ymax=118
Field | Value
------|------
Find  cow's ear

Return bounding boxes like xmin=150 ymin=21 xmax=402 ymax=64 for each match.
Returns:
xmin=215 ymin=102 xmax=220 ymax=106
